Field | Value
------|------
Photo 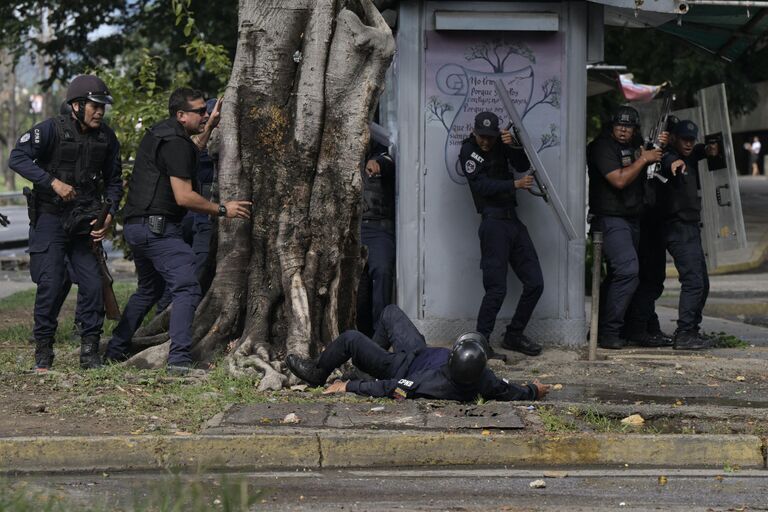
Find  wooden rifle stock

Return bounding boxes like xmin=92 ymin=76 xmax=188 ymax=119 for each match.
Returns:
xmin=92 ymin=199 xmax=121 ymax=320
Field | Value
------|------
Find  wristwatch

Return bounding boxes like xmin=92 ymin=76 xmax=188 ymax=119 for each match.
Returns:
xmin=217 ymin=204 xmax=227 ymax=217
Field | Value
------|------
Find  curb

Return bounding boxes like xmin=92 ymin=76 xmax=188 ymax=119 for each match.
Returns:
xmin=0 ymin=432 xmax=764 ymax=474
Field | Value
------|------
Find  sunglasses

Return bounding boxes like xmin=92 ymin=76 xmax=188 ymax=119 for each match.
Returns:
xmin=183 ymin=107 xmax=208 ymax=116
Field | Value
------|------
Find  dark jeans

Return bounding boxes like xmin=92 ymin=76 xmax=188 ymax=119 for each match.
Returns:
xmin=106 ymin=221 xmax=202 ymax=365
xmin=595 ymin=215 xmax=640 ymax=338
xmin=319 ymin=304 xmax=425 ymax=377
xmin=357 ymin=223 xmax=395 ymax=336
xmin=665 ymin=221 xmax=709 ymax=332
xmin=475 ymin=215 xmax=543 ymax=340
xmin=28 ymin=213 xmax=103 ymax=341
xmin=624 ymin=213 xmax=666 ymax=337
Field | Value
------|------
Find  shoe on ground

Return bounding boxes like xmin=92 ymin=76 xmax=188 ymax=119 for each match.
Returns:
xmin=597 ymin=335 xmax=627 ymax=350
xmin=34 ymin=339 xmax=55 ymax=371
xmin=166 ymin=362 xmax=205 ymax=376
xmin=286 ymin=354 xmax=330 ymax=386
xmin=501 ymin=331 xmax=542 ymax=356
xmin=80 ymin=336 xmax=102 ymax=369
xmin=673 ymin=331 xmax=712 ymax=351
xmin=625 ymin=330 xmax=673 ymax=348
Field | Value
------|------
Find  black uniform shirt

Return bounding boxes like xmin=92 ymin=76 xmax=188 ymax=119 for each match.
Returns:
xmin=587 ymin=134 xmax=643 ymax=217
xmin=9 ymin=117 xmax=123 ymax=214
xmin=658 ymin=144 xmax=706 ymax=223
xmin=345 ymin=347 xmax=536 ymax=402
xmin=459 ymin=136 xmax=530 ymax=213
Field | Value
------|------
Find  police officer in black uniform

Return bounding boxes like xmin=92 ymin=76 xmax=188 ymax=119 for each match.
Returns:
xmin=587 ymin=106 xmax=664 ymax=349
xmin=357 ymin=142 xmax=396 ymax=336
xmin=104 ymin=88 xmax=251 ymax=372
xmin=9 ymin=74 xmax=122 ymax=371
xmin=459 ymin=112 xmax=543 ymax=357
xmin=156 ymin=97 xmax=221 ymax=312
xmin=652 ymin=120 xmax=713 ymax=350
xmin=286 ymin=304 xmax=550 ymax=401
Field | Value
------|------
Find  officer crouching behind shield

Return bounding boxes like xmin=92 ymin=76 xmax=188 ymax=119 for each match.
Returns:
xmin=103 ymin=88 xmax=252 ymax=374
xmin=459 ymin=111 xmax=544 ymax=358
xmin=587 ymin=106 xmax=665 ymax=349
xmin=285 ymin=304 xmax=550 ymax=401
xmin=9 ymin=74 xmax=123 ymax=372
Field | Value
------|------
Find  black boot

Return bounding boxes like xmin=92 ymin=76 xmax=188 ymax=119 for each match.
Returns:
xmin=80 ymin=336 xmax=102 ymax=369
xmin=501 ymin=330 xmax=542 ymax=356
xmin=673 ymin=330 xmax=711 ymax=351
xmin=34 ymin=339 xmax=55 ymax=371
xmin=286 ymin=354 xmax=331 ymax=387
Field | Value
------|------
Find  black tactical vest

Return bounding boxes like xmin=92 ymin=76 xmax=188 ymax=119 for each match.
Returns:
xmin=587 ymin=135 xmax=643 ymax=217
xmin=36 ymin=115 xmax=109 ymax=206
xmin=123 ymin=118 xmax=198 ymax=221
xmin=658 ymin=148 xmax=702 ymax=222
xmin=361 ymin=152 xmax=395 ymax=222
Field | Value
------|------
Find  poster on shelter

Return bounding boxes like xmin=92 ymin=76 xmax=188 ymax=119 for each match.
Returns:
xmin=425 ymin=31 xmax=563 ymax=185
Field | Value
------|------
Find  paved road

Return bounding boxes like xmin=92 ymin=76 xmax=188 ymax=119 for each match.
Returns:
xmin=0 ymin=206 xmax=28 ymax=249
xmin=15 ymin=468 xmax=768 ymax=511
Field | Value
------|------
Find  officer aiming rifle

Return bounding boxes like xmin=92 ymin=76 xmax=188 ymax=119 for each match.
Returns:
xmin=645 ymin=92 xmax=676 ymax=183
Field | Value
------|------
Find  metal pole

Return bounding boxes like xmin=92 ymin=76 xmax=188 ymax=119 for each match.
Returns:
xmin=588 ymin=231 xmax=603 ymax=362
xmin=683 ymin=1 xmax=768 ymax=6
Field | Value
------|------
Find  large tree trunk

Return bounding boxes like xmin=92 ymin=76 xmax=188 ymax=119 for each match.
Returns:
xmin=129 ymin=0 xmax=394 ymax=390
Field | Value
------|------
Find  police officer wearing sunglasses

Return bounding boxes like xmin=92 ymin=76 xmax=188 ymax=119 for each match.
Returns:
xmin=104 ymin=88 xmax=251 ymax=373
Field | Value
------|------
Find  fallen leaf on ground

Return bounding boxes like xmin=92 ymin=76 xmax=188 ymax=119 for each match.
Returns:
xmin=528 ymin=479 xmax=546 ymax=489
xmin=620 ymin=414 xmax=645 ymax=426
xmin=481 ymin=430 xmax=491 ymax=436
xmin=658 ymin=475 xmax=668 ymax=485
xmin=735 ymin=376 xmax=746 ymax=382
xmin=552 ymin=384 xmax=563 ymax=390
xmin=543 ymin=471 xmax=568 ymax=478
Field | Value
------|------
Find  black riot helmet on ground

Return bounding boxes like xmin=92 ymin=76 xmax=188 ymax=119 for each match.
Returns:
xmin=66 ymin=74 xmax=113 ymax=124
xmin=448 ymin=332 xmax=489 ymax=386
xmin=611 ymin=105 xmax=640 ymax=127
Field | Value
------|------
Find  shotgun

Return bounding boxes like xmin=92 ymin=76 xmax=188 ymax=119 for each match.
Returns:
xmin=92 ymin=199 xmax=121 ymax=320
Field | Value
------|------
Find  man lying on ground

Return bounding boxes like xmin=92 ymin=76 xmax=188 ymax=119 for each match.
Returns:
xmin=286 ymin=304 xmax=549 ymax=401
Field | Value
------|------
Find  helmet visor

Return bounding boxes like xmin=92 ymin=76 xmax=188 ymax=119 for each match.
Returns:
xmin=86 ymin=92 xmax=113 ymax=105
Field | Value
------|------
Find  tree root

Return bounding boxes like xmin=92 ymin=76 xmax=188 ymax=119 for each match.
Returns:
xmin=131 ymin=332 xmax=170 ymax=350
xmin=135 ymin=307 xmax=171 ymax=338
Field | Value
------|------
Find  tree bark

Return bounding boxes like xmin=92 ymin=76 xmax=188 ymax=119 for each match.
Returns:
xmin=127 ymin=0 xmax=394 ymax=390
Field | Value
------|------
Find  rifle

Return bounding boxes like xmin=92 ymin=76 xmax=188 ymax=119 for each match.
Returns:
xmin=645 ymin=92 xmax=676 ymax=183
xmin=505 ymin=122 xmax=549 ymax=202
xmin=92 ymin=199 xmax=121 ymax=320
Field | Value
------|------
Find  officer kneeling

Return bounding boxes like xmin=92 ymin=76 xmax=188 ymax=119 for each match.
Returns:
xmin=286 ymin=304 xmax=549 ymax=401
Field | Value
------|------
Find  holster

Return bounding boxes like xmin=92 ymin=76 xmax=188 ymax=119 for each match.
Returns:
xmin=22 ymin=187 xmax=37 ymax=226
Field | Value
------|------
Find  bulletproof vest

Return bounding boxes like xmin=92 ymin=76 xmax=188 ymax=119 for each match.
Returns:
xmin=37 ymin=115 xmax=109 ymax=206
xmin=658 ymin=150 xmax=702 ymax=222
xmin=463 ymin=138 xmax=517 ymax=213
xmin=362 ymin=168 xmax=395 ymax=222
xmin=587 ymin=136 xmax=643 ymax=217
xmin=124 ymin=118 xmax=198 ymax=221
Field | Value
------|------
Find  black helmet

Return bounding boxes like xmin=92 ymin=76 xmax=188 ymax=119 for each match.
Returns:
xmin=611 ymin=105 xmax=640 ymax=127
xmin=66 ymin=75 xmax=113 ymax=105
xmin=448 ymin=332 xmax=489 ymax=386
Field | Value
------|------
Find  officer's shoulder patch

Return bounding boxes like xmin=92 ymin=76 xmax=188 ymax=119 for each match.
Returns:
xmin=464 ymin=159 xmax=477 ymax=175
xmin=19 ymin=132 xmax=30 ymax=144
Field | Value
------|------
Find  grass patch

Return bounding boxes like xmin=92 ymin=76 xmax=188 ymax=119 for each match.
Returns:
xmin=1 ymin=475 xmax=263 ymax=512
xmin=538 ymin=406 xmax=578 ymax=433
xmin=706 ymin=331 xmax=749 ymax=349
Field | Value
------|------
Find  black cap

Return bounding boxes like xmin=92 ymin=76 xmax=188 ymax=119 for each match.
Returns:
xmin=474 ymin=112 xmax=500 ymax=137
xmin=673 ymin=119 xmax=698 ymax=140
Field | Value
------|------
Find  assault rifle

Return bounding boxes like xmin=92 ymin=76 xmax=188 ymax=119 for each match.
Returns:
xmin=92 ymin=199 xmax=121 ymax=320
xmin=645 ymin=92 xmax=676 ymax=183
